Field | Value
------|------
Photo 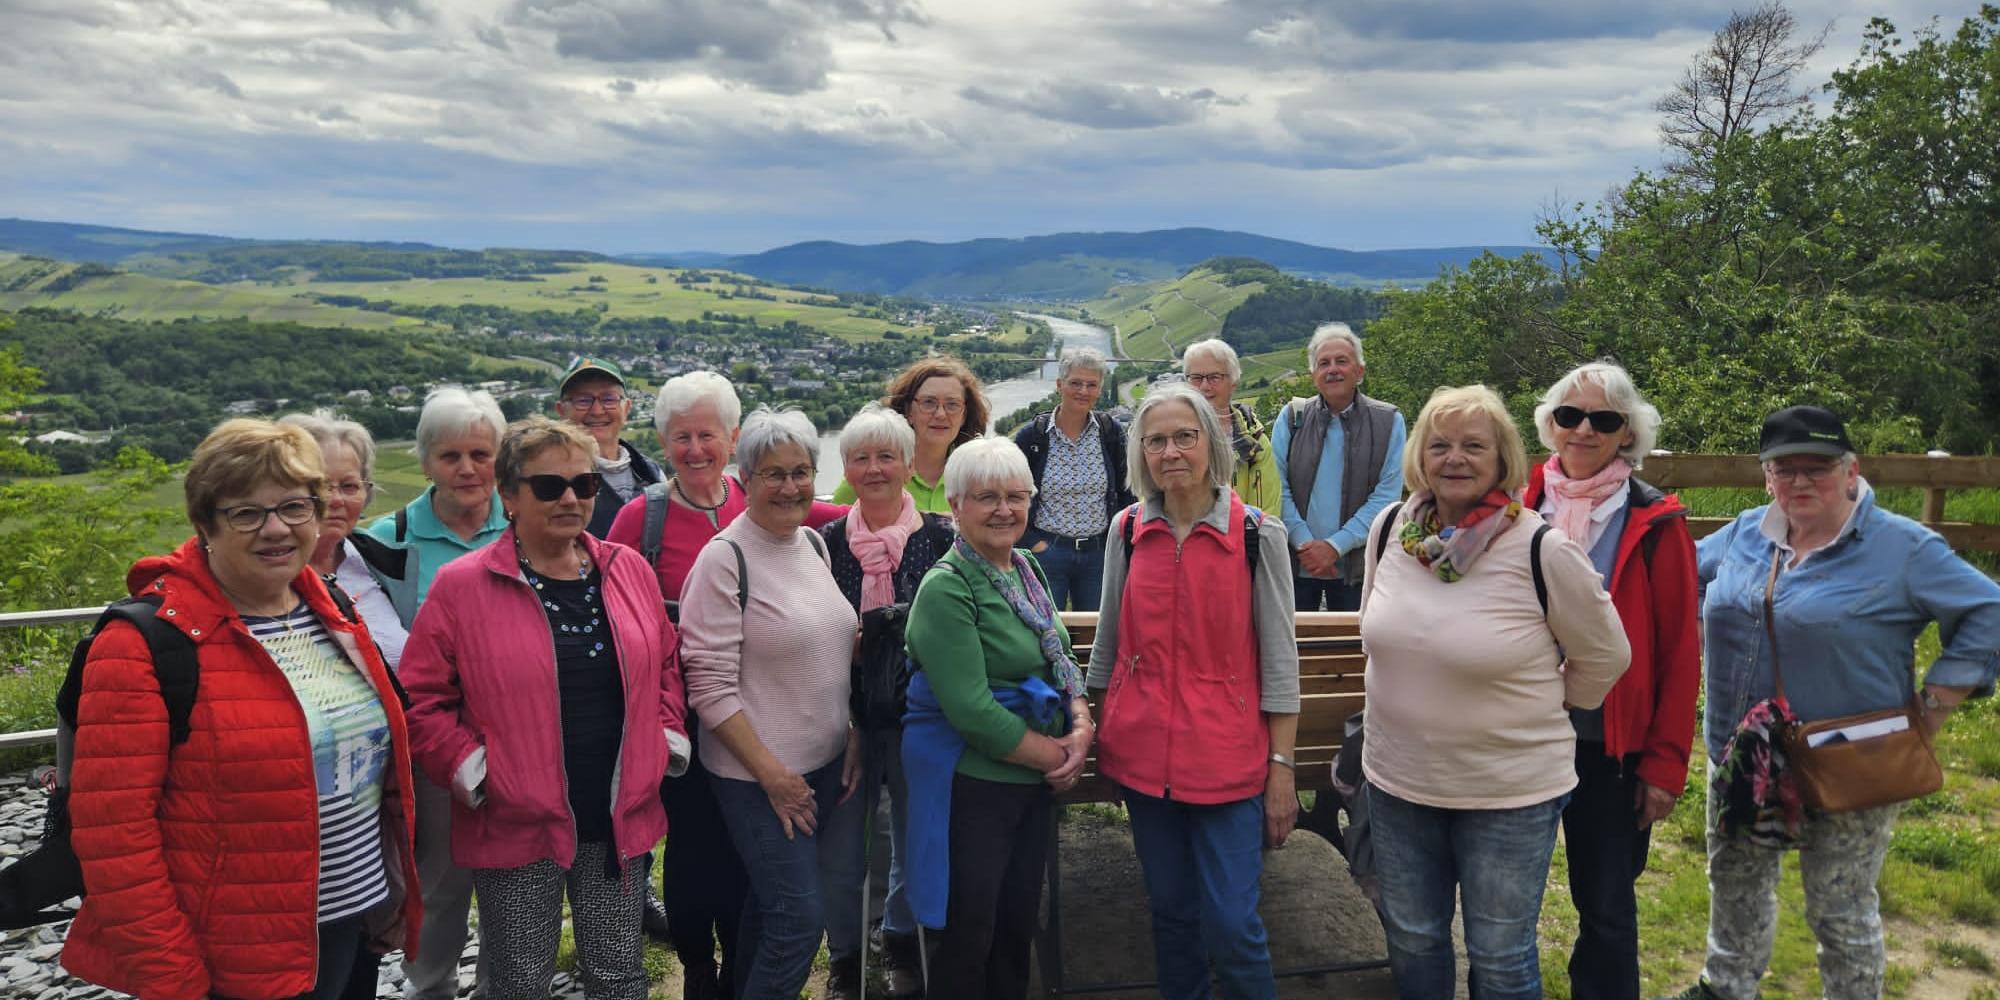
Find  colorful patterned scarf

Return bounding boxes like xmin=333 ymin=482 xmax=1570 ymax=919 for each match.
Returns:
xmin=1711 ymin=696 xmax=1804 ymax=847
xmin=1398 ymin=489 xmax=1522 ymax=582
xmin=951 ymin=536 xmax=1086 ymax=699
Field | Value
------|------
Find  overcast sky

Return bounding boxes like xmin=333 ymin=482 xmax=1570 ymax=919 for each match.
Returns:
xmin=0 ymin=0 xmax=1972 ymax=254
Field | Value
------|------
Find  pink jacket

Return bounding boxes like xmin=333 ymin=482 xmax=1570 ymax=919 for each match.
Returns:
xmin=400 ymin=528 xmax=687 ymax=869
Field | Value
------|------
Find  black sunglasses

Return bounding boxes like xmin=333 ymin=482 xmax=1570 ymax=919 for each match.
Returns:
xmin=522 ymin=473 xmax=600 ymax=502
xmin=1552 ymin=406 xmax=1628 ymax=434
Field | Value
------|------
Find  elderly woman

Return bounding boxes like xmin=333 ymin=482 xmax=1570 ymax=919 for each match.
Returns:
xmin=681 ymin=407 xmax=866 ymax=1000
xmin=604 ymin=372 xmax=842 ymax=1000
xmin=1518 ymin=362 xmax=1700 ymax=1000
xmin=62 ymin=419 xmax=420 ymax=1000
xmin=400 ymin=416 xmax=690 ymax=1000
xmin=903 ymin=437 xmax=1091 ymax=1000
xmin=819 ymin=403 xmax=957 ymax=1000
xmin=1180 ymin=338 xmax=1282 ymax=515
xmin=281 ymin=409 xmax=418 ymax=659
xmin=1664 ymin=406 xmax=2000 ymax=1000
xmin=1089 ymin=382 xmax=1299 ymax=999
xmin=1360 ymin=385 xmax=1630 ymax=1000
xmin=833 ymin=356 xmax=990 ymax=512
xmin=363 ymin=385 xmax=509 ymax=1000
xmin=1012 ymin=346 xmax=1134 ymax=611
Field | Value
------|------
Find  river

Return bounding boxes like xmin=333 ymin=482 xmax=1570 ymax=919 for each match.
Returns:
xmin=812 ymin=313 xmax=1115 ymax=495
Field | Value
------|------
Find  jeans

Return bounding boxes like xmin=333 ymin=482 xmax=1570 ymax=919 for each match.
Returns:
xmin=1369 ymin=785 xmax=1567 ymax=1000
xmin=1292 ymin=576 xmax=1361 ymax=612
xmin=1030 ymin=532 xmax=1106 ymax=612
xmin=1561 ymin=746 xmax=1652 ymax=1000
xmin=827 ymin=726 xmax=916 ymax=937
xmin=930 ymin=775 xmax=1053 ymax=1000
xmin=712 ymin=757 xmax=865 ymax=1000
xmin=1121 ymin=787 xmax=1275 ymax=1000
xmin=305 ymin=915 xmax=370 ymax=1000
xmin=661 ymin=727 xmax=745 ymax=994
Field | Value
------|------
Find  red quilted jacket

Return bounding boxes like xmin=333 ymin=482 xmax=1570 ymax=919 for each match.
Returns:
xmin=60 ymin=538 xmax=422 ymax=1000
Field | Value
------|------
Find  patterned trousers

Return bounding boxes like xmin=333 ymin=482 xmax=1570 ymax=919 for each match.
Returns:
xmin=1701 ymin=795 xmax=1900 ymax=1000
xmin=469 ymin=841 xmax=649 ymax=1000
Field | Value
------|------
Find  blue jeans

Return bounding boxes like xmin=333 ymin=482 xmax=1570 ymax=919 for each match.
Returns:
xmin=713 ymin=757 xmax=866 ymax=999
xmin=1292 ymin=575 xmax=1361 ymax=612
xmin=1369 ymin=785 xmax=1568 ymax=1000
xmin=1122 ymin=787 xmax=1275 ymax=1000
xmin=1030 ymin=532 xmax=1105 ymax=612
xmin=826 ymin=727 xmax=916 ymax=938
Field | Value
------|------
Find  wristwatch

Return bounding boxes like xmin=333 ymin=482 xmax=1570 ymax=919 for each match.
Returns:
xmin=1268 ymin=752 xmax=1296 ymax=770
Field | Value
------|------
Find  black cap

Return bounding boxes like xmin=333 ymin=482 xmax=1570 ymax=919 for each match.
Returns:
xmin=1759 ymin=405 xmax=1853 ymax=462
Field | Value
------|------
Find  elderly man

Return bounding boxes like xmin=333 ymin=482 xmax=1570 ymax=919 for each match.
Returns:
xmin=554 ymin=355 xmax=663 ymax=538
xmin=1269 ymin=322 xmax=1406 ymax=612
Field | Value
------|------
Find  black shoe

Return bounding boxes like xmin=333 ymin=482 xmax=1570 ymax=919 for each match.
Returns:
xmin=1654 ymin=983 xmax=1724 ymax=1000
xmin=641 ymin=889 xmax=671 ymax=944
xmin=684 ymin=963 xmax=721 ymax=1000
xmin=825 ymin=956 xmax=863 ymax=1000
xmin=881 ymin=931 xmax=924 ymax=999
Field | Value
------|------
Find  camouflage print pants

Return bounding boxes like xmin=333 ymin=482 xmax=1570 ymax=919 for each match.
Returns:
xmin=1701 ymin=794 xmax=1900 ymax=1000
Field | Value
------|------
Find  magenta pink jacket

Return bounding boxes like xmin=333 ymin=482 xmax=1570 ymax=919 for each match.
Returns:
xmin=401 ymin=528 xmax=687 ymax=870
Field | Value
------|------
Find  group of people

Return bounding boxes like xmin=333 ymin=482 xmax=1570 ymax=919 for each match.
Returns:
xmin=50 ymin=324 xmax=2000 ymax=1000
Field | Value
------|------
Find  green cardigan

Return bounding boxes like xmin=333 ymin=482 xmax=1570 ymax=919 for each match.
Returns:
xmin=904 ymin=547 xmax=1073 ymax=784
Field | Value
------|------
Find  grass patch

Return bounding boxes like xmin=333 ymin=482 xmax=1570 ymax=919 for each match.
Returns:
xmin=1932 ymin=937 xmax=1997 ymax=974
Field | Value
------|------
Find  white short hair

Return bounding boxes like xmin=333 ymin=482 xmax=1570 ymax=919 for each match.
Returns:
xmin=943 ymin=436 xmax=1033 ymax=501
xmin=1126 ymin=383 xmax=1233 ymax=497
xmin=1532 ymin=361 xmax=1662 ymax=469
xmin=1057 ymin=347 xmax=1108 ymax=381
xmin=655 ymin=370 xmax=743 ymax=435
xmin=278 ymin=408 xmax=377 ymax=481
xmin=838 ymin=402 xmax=916 ymax=465
xmin=736 ymin=406 xmax=819 ymax=476
xmin=416 ymin=387 xmax=505 ymax=462
xmin=1180 ymin=338 xmax=1242 ymax=382
xmin=1307 ymin=322 xmax=1364 ymax=366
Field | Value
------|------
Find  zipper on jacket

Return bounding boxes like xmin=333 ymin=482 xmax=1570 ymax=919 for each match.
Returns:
xmin=1162 ymin=539 xmax=1184 ymax=800
xmin=505 ymin=565 xmax=583 ymax=857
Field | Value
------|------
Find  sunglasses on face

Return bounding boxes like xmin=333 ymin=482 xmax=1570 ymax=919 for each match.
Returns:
xmin=522 ymin=473 xmax=600 ymax=502
xmin=1551 ymin=406 xmax=1628 ymax=434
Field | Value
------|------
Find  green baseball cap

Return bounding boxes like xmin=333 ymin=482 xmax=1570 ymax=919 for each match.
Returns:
xmin=558 ymin=356 xmax=626 ymax=395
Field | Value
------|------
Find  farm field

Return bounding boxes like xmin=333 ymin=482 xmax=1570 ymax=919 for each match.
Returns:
xmin=0 ymin=254 xmax=416 ymax=328
xmin=1086 ymin=265 xmax=1267 ymax=361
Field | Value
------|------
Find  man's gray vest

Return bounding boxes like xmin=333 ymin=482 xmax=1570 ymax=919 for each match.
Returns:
xmin=1284 ymin=391 xmax=1399 ymax=585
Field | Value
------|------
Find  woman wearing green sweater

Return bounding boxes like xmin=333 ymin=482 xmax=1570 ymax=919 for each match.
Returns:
xmin=903 ymin=437 xmax=1093 ymax=1000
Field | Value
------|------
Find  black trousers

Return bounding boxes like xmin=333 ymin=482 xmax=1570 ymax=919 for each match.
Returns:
xmin=662 ymin=727 xmax=746 ymax=996
xmin=1561 ymin=744 xmax=1654 ymax=1000
xmin=930 ymin=774 xmax=1054 ymax=1000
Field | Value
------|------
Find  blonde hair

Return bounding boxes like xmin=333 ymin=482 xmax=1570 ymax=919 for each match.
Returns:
xmin=185 ymin=418 xmax=326 ymax=528
xmin=1402 ymin=384 xmax=1529 ymax=495
xmin=495 ymin=416 xmax=598 ymax=491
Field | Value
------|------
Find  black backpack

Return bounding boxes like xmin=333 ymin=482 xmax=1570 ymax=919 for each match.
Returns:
xmin=1118 ymin=503 xmax=1262 ymax=575
xmin=0 ymin=584 xmax=369 ymax=930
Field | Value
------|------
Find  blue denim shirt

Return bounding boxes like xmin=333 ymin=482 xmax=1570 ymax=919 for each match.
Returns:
xmin=1696 ymin=488 xmax=2000 ymax=761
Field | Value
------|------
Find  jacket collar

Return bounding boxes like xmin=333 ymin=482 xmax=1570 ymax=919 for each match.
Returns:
xmin=403 ymin=486 xmax=509 ymax=542
xmin=1130 ymin=488 xmax=1243 ymax=554
xmin=475 ymin=524 xmax=618 ymax=580
xmin=1524 ymin=461 xmax=1670 ymax=511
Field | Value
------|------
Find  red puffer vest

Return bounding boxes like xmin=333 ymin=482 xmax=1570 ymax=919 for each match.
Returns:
xmin=61 ymin=538 xmax=422 ymax=1000
xmin=1095 ymin=494 xmax=1268 ymax=804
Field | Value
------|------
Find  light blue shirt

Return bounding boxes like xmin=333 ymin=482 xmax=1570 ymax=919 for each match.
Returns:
xmin=1270 ymin=399 xmax=1407 ymax=565
xmin=363 ymin=486 xmax=510 ymax=605
xmin=1696 ymin=484 xmax=2000 ymax=761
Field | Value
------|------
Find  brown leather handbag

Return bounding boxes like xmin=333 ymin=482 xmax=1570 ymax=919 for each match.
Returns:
xmin=1763 ymin=553 xmax=1943 ymax=812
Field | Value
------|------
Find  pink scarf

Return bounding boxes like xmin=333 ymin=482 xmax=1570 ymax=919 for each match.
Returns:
xmin=846 ymin=492 xmax=921 ymax=611
xmin=1542 ymin=454 xmax=1631 ymax=543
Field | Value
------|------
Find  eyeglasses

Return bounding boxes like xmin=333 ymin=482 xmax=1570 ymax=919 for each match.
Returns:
xmin=1185 ymin=372 xmax=1230 ymax=387
xmin=1141 ymin=428 xmax=1203 ymax=454
xmin=218 ymin=496 xmax=322 ymax=533
xmin=751 ymin=466 xmax=815 ymax=487
xmin=327 ymin=480 xmax=375 ymax=501
xmin=563 ymin=393 xmax=627 ymax=411
xmin=522 ymin=473 xmax=600 ymax=502
xmin=1062 ymin=378 xmax=1101 ymax=391
xmin=1766 ymin=462 xmax=1840 ymax=485
xmin=912 ymin=397 xmax=965 ymax=416
xmin=1551 ymin=406 xmax=1628 ymax=434
xmin=967 ymin=490 xmax=1034 ymax=508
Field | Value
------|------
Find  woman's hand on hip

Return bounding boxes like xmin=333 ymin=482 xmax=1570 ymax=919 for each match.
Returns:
xmin=1263 ymin=765 xmax=1298 ymax=849
xmin=761 ymin=769 xmax=818 ymax=839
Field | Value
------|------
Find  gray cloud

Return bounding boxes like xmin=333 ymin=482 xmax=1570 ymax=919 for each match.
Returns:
xmin=607 ymin=78 xmax=636 ymax=94
xmin=325 ymin=0 xmax=431 ymax=23
xmin=960 ymin=81 xmax=1234 ymax=130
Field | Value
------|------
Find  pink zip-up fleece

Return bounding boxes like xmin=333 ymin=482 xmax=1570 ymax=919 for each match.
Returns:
xmin=400 ymin=527 xmax=688 ymax=870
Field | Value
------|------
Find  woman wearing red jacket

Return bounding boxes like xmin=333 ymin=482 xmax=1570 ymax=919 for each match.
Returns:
xmin=62 ymin=419 xmax=421 ymax=1000
xmin=1525 ymin=362 xmax=1700 ymax=1000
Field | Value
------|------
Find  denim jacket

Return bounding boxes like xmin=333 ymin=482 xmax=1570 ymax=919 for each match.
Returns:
xmin=1696 ymin=487 xmax=2000 ymax=762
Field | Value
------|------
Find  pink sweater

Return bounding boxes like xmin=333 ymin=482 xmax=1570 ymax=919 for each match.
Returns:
xmin=1359 ymin=507 xmax=1630 ymax=810
xmin=680 ymin=515 xmax=860 ymax=781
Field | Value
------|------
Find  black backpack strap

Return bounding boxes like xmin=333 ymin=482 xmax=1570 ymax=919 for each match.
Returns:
xmin=322 ymin=577 xmax=359 ymax=624
xmin=1243 ymin=506 xmax=1262 ymax=575
xmin=1531 ymin=523 xmax=1552 ymax=616
xmin=59 ymin=597 xmax=200 ymax=747
xmin=1372 ymin=501 xmax=1405 ymax=566
xmin=805 ymin=528 xmax=828 ymax=564
xmin=1117 ymin=503 xmax=1140 ymax=573
xmin=394 ymin=506 xmax=409 ymax=544
xmin=723 ymin=539 xmax=749 ymax=611
xmin=639 ymin=481 xmax=672 ymax=565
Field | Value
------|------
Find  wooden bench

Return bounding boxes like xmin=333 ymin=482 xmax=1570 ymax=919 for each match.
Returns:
xmin=1033 ymin=610 xmax=1386 ymax=997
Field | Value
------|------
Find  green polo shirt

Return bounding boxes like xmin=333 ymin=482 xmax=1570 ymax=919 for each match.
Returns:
xmin=830 ymin=472 xmax=950 ymax=514
xmin=363 ymin=487 xmax=510 ymax=605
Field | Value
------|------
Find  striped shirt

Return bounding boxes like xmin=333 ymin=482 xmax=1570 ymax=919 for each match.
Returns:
xmin=247 ymin=605 xmax=391 ymax=923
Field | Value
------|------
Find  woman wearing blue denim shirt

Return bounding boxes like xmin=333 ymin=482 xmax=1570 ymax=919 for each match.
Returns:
xmin=1667 ymin=406 xmax=2000 ymax=1000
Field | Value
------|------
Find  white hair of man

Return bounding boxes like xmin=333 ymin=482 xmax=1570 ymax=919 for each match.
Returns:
xmin=838 ymin=402 xmax=916 ymax=465
xmin=415 ymin=387 xmax=506 ymax=462
xmin=1057 ymin=346 xmax=1109 ymax=381
xmin=1126 ymin=382 xmax=1234 ymax=497
xmin=735 ymin=406 xmax=820 ymax=476
xmin=655 ymin=370 xmax=744 ymax=435
xmin=1180 ymin=338 xmax=1242 ymax=383
xmin=278 ymin=408 xmax=377 ymax=482
xmin=942 ymin=436 xmax=1032 ymax=502
xmin=1307 ymin=322 xmax=1364 ymax=366
xmin=1532 ymin=360 xmax=1663 ymax=469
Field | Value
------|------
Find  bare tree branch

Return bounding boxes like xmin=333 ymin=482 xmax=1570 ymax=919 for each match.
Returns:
xmin=1657 ymin=2 xmax=1831 ymax=179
